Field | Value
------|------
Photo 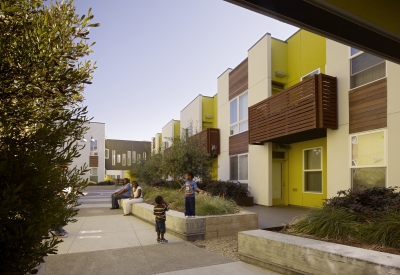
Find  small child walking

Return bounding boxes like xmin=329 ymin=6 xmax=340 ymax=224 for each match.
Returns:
xmin=153 ymin=195 xmax=169 ymax=244
xmin=179 ymin=170 xmax=204 ymax=218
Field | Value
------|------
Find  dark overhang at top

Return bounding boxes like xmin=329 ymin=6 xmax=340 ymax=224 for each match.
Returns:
xmin=225 ymin=0 xmax=400 ymax=65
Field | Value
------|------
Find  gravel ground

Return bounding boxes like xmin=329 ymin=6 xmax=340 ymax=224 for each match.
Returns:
xmin=192 ymin=235 xmax=240 ymax=260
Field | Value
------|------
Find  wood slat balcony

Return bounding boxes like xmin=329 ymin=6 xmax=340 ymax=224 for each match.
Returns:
xmin=249 ymin=74 xmax=337 ymax=145
xmin=164 ymin=128 xmax=220 ymax=158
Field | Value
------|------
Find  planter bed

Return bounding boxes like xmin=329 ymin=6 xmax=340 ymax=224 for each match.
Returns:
xmin=121 ymin=201 xmax=258 ymax=241
xmin=238 ymin=230 xmax=400 ymax=275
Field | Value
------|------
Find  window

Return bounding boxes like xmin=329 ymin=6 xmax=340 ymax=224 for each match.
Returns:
xmin=143 ymin=152 xmax=147 ymax=160
xmin=90 ymin=139 xmax=98 ymax=156
xmin=90 ymin=168 xmax=98 ymax=176
xmin=127 ymin=151 xmax=131 ymax=166
xmin=112 ymin=150 xmax=116 ymax=166
xmin=303 ymin=148 xmax=322 ymax=193
xmin=351 ymin=130 xmax=386 ymax=190
xmin=230 ymin=92 xmax=248 ymax=135
xmin=133 ymin=151 xmax=137 ymax=163
xmin=230 ymin=154 xmax=248 ymax=181
xmin=122 ymin=154 xmax=126 ymax=166
xmin=105 ymin=149 xmax=109 ymax=159
xmin=137 ymin=154 xmax=141 ymax=163
xmin=350 ymin=48 xmax=385 ymax=89
xmin=117 ymin=154 xmax=121 ymax=163
xmin=301 ymin=68 xmax=320 ymax=81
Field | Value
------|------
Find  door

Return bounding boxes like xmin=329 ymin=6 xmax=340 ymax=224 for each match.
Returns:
xmin=272 ymin=160 xmax=288 ymax=205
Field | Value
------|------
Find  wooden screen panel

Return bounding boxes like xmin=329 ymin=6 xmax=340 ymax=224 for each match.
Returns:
xmin=319 ymin=74 xmax=338 ymax=129
xmin=229 ymin=131 xmax=249 ymax=155
xmin=229 ymin=58 xmax=248 ymax=100
xmin=89 ymin=156 xmax=98 ymax=167
xmin=349 ymin=78 xmax=387 ymax=134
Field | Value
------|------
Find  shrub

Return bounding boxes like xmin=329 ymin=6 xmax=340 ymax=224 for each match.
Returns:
xmin=287 ymin=208 xmax=360 ymax=240
xmin=324 ymin=186 xmax=400 ymax=220
xmin=141 ymin=184 xmax=240 ymax=215
xmin=97 ymin=180 xmax=115 ymax=186
xmin=199 ymin=180 xmax=249 ymax=199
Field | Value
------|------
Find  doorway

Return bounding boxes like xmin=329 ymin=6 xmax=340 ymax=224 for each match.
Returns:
xmin=272 ymin=159 xmax=288 ymax=205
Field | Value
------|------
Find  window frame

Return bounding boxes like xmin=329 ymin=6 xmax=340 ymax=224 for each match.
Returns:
xmin=349 ymin=129 xmax=387 ymax=189
xmin=105 ymin=149 xmax=109 ymax=159
xmin=349 ymin=48 xmax=386 ymax=90
xmin=303 ymin=147 xmax=323 ymax=194
xmin=229 ymin=91 xmax=248 ymax=136
xmin=112 ymin=150 xmax=116 ymax=166
xmin=132 ymin=151 xmax=136 ymax=163
xmin=122 ymin=154 xmax=126 ymax=166
xmin=117 ymin=154 xmax=121 ymax=163
xmin=90 ymin=167 xmax=98 ymax=176
xmin=127 ymin=151 xmax=131 ymax=166
xmin=229 ymin=153 xmax=249 ymax=182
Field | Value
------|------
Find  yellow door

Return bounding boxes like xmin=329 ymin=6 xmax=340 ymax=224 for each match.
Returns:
xmin=272 ymin=160 xmax=288 ymax=205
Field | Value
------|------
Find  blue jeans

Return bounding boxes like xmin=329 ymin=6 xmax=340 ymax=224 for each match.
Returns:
xmin=185 ymin=197 xmax=195 ymax=216
xmin=111 ymin=194 xmax=130 ymax=208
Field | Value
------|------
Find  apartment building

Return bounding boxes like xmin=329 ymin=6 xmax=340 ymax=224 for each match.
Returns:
xmin=217 ymin=29 xmax=399 ymax=208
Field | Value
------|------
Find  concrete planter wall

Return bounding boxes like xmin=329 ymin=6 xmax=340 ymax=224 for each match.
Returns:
xmin=238 ymin=230 xmax=400 ymax=275
xmin=129 ymin=202 xmax=258 ymax=241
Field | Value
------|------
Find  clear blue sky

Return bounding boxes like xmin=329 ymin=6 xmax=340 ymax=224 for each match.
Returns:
xmin=75 ymin=0 xmax=298 ymax=141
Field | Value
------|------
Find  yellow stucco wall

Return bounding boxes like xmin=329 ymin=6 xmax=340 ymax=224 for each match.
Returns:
xmin=286 ymin=30 xmax=326 ymax=88
xmin=211 ymin=158 xmax=218 ymax=180
xmin=288 ymin=137 xmax=327 ymax=207
xmin=213 ymin=94 xmax=218 ymax=128
xmin=202 ymin=96 xmax=215 ymax=129
xmin=174 ymin=120 xmax=180 ymax=138
xmin=324 ymin=0 xmax=400 ymax=37
xmin=271 ymin=38 xmax=288 ymax=84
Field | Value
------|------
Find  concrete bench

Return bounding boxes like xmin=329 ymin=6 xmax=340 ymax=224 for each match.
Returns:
xmin=238 ymin=230 xmax=400 ymax=275
xmin=118 ymin=201 xmax=258 ymax=241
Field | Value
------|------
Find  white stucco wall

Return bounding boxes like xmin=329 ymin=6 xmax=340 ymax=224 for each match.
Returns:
xmin=217 ymin=69 xmax=232 ymax=181
xmin=70 ymin=122 xmax=106 ymax=183
xmin=162 ymin=120 xmax=175 ymax=149
xmin=180 ymin=95 xmax=202 ymax=135
xmin=325 ymin=39 xmax=351 ymax=198
xmin=247 ymin=34 xmax=273 ymax=206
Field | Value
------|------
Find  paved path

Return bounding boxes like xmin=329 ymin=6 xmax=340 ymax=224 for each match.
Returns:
xmin=46 ymin=189 xmax=279 ymax=275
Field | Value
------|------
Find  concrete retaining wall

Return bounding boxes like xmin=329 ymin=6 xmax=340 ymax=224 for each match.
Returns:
xmin=238 ymin=230 xmax=400 ymax=275
xmin=128 ymin=202 xmax=258 ymax=241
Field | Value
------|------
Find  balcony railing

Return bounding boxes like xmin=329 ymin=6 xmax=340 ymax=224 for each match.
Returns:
xmin=249 ymin=74 xmax=337 ymax=144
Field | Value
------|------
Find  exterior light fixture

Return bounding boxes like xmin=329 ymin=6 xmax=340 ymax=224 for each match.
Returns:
xmin=90 ymin=136 xmax=95 ymax=142
xmin=81 ymin=136 xmax=87 ymax=142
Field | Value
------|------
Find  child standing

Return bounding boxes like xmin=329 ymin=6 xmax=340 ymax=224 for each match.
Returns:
xmin=179 ymin=170 xmax=204 ymax=218
xmin=153 ymin=195 xmax=169 ymax=244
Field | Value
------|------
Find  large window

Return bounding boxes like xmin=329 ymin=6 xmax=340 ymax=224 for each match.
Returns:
xmin=105 ymin=149 xmax=109 ymax=159
xmin=132 ymin=151 xmax=136 ymax=163
xmin=303 ymin=148 xmax=322 ymax=193
xmin=230 ymin=92 xmax=248 ymax=135
xmin=127 ymin=151 xmax=131 ymax=166
xmin=90 ymin=139 xmax=98 ymax=156
xmin=117 ymin=154 xmax=121 ymax=163
xmin=230 ymin=154 xmax=248 ymax=181
xmin=112 ymin=150 xmax=116 ymax=166
xmin=351 ymin=130 xmax=386 ymax=190
xmin=122 ymin=154 xmax=126 ymax=166
xmin=350 ymin=48 xmax=385 ymax=89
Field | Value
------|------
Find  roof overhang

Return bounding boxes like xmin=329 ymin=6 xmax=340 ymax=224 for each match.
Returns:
xmin=225 ymin=0 xmax=400 ymax=65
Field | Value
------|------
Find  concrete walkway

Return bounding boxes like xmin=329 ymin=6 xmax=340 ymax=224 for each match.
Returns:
xmin=45 ymin=189 xmax=279 ymax=275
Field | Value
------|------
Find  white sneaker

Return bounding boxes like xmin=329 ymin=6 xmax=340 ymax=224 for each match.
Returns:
xmin=190 ymin=216 xmax=195 ymax=218
xmin=185 ymin=216 xmax=189 ymax=219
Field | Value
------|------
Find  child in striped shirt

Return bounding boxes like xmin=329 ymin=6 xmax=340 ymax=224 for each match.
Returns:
xmin=153 ymin=195 xmax=169 ymax=244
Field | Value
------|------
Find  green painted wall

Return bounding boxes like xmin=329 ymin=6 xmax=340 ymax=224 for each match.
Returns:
xmin=174 ymin=120 xmax=180 ymax=138
xmin=286 ymin=30 xmax=326 ymax=88
xmin=288 ymin=137 xmax=327 ymax=207
xmin=202 ymin=96 xmax=215 ymax=129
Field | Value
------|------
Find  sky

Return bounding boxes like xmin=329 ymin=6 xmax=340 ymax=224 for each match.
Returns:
xmin=74 ymin=0 xmax=298 ymax=141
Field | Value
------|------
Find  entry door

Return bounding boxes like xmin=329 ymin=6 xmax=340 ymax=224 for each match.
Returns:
xmin=272 ymin=161 xmax=288 ymax=205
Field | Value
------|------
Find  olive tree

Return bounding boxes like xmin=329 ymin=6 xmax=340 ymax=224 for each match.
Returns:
xmin=0 ymin=1 xmax=98 ymax=274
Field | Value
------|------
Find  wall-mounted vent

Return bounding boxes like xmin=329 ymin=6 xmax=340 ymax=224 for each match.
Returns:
xmin=205 ymin=115 xmax=213 ymax=119
xmin=275 ymin=144 xmax=291 ymax=150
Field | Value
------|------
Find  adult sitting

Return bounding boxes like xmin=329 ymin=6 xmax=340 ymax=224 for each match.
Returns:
xmin=122 ymin=181 xmax=143 ymax=216
xmin=110 ymin=178 xmax=132 ymax=209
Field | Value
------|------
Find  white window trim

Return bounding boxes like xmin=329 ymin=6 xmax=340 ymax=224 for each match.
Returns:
xmin=229 ymin=153 xmax=249 ymax=182
xmin=112 ymin=150 xmax=116 ymax=166
xmin=230 ymin=91 xmax=248 ymax=137
xmin=349 ymin=48 xmax=387 ymax=90
xmin=303 ymin=147 xmax=323 ymax=194
xmin=122 ymin=154 xmax=126 ymax=166
xmin=90 ymin=167 xmax=98 ymax=176
xmin=132 ymin=151 xmax=136 ymax=163
xmin=117 ymin=154 xmax=121 ymax=163
xmin=349 ymin=129 xmax=387 ymax=169
xmin=300 ymin=68 xmax=320 ymax=81
xmin=127 ymin=151 xmax=131 ymax=166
